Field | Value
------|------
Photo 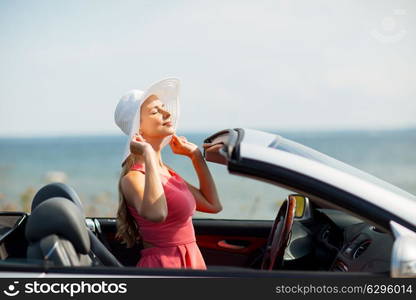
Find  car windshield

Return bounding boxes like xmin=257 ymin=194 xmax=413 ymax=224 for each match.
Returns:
xmin=269 ymin=135 xmax=416 ymax=202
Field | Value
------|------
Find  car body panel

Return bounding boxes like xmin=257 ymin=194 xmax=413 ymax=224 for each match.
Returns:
xmin=203 ymin=128 xmax=416 ymax=233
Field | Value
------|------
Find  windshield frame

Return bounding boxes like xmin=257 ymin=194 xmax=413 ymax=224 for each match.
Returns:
xmin=267 ymin=134 xmax=416 ymax=202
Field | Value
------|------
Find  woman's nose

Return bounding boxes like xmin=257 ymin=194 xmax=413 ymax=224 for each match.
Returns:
xmin=163 ymin=109 xmax=171 ymax=118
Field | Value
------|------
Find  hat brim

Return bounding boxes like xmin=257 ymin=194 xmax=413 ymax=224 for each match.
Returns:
xmin=121 ymin=78 xmax=180 ymax=166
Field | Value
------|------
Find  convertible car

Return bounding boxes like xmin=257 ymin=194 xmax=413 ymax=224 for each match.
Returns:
xmin=0 ymin=128 xmax=415 ymax=278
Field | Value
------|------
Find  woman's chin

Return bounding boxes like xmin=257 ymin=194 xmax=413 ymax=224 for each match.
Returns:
xmin=159 ymin=126 xmax=175 ymax=136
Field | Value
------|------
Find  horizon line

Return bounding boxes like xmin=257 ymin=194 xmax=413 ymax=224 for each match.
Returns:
xmin=0 ymin=125 xmax=415 ymax=139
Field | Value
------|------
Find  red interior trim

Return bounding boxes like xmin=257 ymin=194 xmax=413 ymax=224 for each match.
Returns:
xmin=196 ymin=235 xmax=266 ymax=254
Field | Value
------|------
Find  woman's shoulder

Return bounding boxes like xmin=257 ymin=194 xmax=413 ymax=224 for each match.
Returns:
xmin=120 ymin=173 xmax=146 ymax=207
xmin=121 ymin=168 xmax=145 ymax=189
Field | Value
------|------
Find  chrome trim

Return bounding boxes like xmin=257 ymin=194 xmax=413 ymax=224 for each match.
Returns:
xmin=94 ymin=218 xmax=102 ymax=234
xmin=302 ymin=197 xmax=312 ymax=220
xmin=0 ymin=214 xmax=27 ymax=243
xmin=333 ymin=260 xmax=348 ymax=272
xmin=85 ymin=218 xmax=96 ymax=233
xmin=44 ymin=241 xmax=58 ymax=260
xmin=352 ymin=240 xmax=371 ymax=259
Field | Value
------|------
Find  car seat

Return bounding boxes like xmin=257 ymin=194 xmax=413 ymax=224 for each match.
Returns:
xmin=25 ymin=198 xmax=92 ymax=266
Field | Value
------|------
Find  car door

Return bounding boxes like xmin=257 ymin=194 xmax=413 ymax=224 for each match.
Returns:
xmin=90 ymin=217 xmax=270 ymax=268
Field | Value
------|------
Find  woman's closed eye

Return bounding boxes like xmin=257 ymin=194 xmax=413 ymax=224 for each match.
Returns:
xmin=152 ymin=108 xmax=168 ymax=115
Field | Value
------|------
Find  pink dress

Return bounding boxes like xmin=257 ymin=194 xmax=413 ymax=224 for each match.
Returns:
xmin=127 ymin=163 xmax=207 ymax=270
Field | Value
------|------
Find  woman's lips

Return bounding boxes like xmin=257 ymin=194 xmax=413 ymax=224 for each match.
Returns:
xmin=164 ymin=121 xmax=173 ymax=127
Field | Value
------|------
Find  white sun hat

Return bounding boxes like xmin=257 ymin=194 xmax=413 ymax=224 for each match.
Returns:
xmin=114 ymin=77 xmax=180 ymax=166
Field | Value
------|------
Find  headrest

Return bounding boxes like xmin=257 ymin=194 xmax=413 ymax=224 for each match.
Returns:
xmin=25 ymin=197 xmax=90 ymax=254
xmin=31 ymin=183 xmax=83 ymax=212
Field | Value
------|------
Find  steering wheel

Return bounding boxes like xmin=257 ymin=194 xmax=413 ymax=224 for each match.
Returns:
xmin=261 ymin=196 xmax=296 ymax=270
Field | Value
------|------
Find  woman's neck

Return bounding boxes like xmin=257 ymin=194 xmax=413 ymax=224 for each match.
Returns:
xmin=137 ymin=134 xmax=170 ymax=169
xmin=134 ymin=153 xmax=164 ymax=168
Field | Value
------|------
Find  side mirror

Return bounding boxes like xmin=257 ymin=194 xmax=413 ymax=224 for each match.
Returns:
xmin=391 ymin=236 xmax=416 ymax=278
xmin=390 ymin=221 xmax=416 ymax=278
xmin=287 ymin=194 xmax=311 ymax=220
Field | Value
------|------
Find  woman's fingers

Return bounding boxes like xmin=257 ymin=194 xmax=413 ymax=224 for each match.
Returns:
xmin=172 ymin=134 xmax=191 ymax=145
xmin=133 ymin=133 xmax=146 ymax=142
xmin=174 ymin=135 xmax=187 ymax=143
xmin=131 ymin=134 xmax=147 ymax=154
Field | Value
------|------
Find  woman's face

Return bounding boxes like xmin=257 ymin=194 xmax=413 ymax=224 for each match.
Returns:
xmin=139 ymin=94 xmax=174 ymax=138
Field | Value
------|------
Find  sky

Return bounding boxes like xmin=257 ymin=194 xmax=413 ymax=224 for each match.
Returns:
xmin=0 ymin=0 xmax=415 ymax=137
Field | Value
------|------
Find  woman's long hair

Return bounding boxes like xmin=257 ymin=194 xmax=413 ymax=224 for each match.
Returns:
xmin=115 ymin=154 xmax=141 ymax=248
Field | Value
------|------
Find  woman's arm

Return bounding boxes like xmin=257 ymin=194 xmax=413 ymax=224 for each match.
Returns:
xmin=122 ymin=149 xmax=168 ymax=223
xmin=184 ymin=149 xmax=223 ymax=214
xmin=168 ymin=134 xmax=222 ymax=213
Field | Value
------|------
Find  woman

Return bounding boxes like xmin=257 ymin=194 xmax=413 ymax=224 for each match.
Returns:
xmin=114 ymin=78 xmax=222 ymax=270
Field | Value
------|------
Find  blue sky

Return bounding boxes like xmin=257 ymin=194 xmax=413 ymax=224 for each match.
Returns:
xmin=0 ymin=0 xmax=415 ymax=137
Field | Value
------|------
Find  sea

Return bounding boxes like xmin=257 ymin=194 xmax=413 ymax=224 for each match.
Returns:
xmin=0 ymin=128 xmax=415 ymax=220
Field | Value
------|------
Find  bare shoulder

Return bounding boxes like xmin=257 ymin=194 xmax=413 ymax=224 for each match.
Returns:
xmin=122 ymin=169 xmax=144 ymax=183
xmin=121 ymin=171 xmax=145 ymax=206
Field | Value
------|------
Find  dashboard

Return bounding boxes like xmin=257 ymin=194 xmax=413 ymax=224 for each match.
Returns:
xmin=284 ymin=208 xmax=393 ymax=273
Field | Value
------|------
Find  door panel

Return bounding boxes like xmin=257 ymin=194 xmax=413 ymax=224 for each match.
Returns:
xmin=93 ymin=218 xmax=271 ymax=268
xmin=193 ymin=219 xmax=270 ymax=268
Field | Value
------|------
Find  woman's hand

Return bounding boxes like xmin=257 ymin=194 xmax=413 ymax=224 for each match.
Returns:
xmin=130 ymin=133 xmax=154 ymax=157
xmin=169 ymin=134 xmax=199 ymax=158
